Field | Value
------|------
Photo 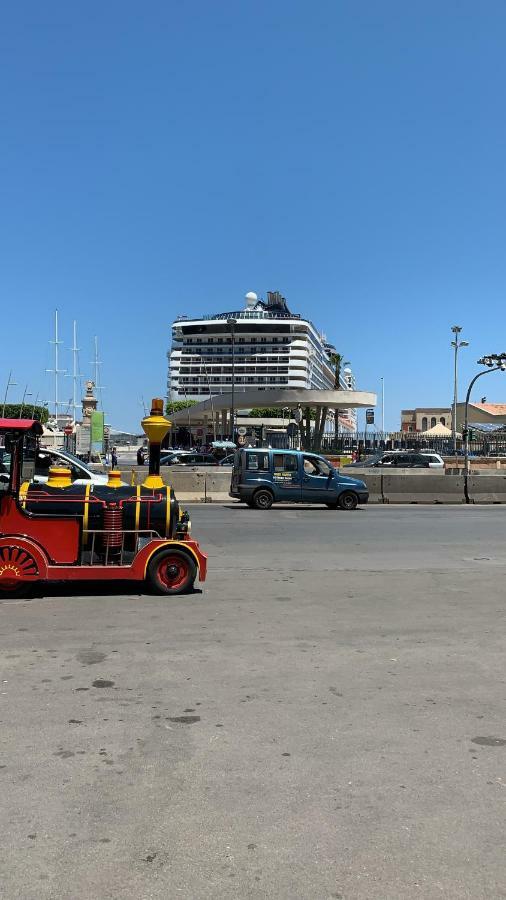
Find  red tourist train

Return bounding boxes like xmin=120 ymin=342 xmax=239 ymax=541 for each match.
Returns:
xmin=0 ymin=400 xmax=207 ymax=598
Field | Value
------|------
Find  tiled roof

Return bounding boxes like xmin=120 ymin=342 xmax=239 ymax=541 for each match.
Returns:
xmin=472 ymin=403 xmax=506 ymax=416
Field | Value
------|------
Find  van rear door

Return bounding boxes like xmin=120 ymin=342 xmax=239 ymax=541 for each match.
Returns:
xmin=231 ymin=450 xmax=242 ymax=492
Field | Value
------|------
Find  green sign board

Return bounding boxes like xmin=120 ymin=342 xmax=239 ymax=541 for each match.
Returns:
xmin=90 ymin=411 xmax=105 ymax=452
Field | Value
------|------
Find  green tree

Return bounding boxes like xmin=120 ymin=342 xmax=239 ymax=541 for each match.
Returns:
xmin=165 ymin=399 xmax=199 ymax=416
xmin=2 ymin=403 xmax=49 ymax=423
xmin=249 ymin=407 xmax=284 ymax=418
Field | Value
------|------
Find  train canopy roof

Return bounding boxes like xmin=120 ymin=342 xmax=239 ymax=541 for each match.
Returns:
xmin=0 ymin=419 xmax=44 ymax=436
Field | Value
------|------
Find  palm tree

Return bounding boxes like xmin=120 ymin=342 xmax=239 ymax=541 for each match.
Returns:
xmin=314 ymin=352 xmax=344 ymax=451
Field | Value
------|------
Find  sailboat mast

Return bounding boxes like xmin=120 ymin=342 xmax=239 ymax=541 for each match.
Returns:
xmin=91 ymin=336 xmax=105 ymax=410
xmin=72 ymin=321 xmax=79 ymax=422
xmin=47 ymin=309 xmax=65 ymax=422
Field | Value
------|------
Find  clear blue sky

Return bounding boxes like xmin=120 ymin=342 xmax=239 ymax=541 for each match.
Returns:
xmin=2 ymin=1 xmax=506 ymax=431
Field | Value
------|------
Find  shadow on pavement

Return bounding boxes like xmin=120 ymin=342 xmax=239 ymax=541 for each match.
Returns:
xmin=2 ymin=582 xmax=203 ymax=601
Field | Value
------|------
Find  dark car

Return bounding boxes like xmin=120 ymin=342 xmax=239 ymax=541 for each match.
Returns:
xmin=161 ymin=452 xmax=219 ymax=467
xmin=344 ymin=452 xmax=385 ymax=468
xmin=218 ymin=454 xmax=235 ymax=466
xmin=375 ymin=452 xmax=430 ymax=468
xmin=345 ymin=452 xmax=430 ymax=469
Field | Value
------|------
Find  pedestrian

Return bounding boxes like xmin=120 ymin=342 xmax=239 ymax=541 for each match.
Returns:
xmin=137 ymin=446 xmax=145 ymax=466
xmin=111 ymin=446 xmax=118 ymax=469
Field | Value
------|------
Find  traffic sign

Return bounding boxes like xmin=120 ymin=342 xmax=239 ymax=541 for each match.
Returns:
xmin=237 ymin=426 xmax=247 ymax=436
xmin=366 ymin=409 xmax=375 ymax=425
xmin=64 ymin=426 xmax=73 ymax=436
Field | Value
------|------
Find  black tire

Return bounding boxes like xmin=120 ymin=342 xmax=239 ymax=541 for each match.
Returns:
xmin=147 ymin=548 xmax=197 ymax=595
xmin=338 ymin=491 xmax=359 ymax=511
xmin=325 ymin=501 xmax=339 ymax=509
xmin=252 ymin=489 xmax=274 ymax=510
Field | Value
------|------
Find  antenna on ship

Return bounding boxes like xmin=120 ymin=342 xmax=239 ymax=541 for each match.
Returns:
xmin=46 ymin=309 xmax=67 ymax=422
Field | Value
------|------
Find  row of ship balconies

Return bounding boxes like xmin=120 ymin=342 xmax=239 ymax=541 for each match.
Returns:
xmin=170 ymin=337 xmax=323 ymax=356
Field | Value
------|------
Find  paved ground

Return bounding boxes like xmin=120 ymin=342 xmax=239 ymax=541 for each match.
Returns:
xmin=2 ymin=505 xmax=506 ymax=899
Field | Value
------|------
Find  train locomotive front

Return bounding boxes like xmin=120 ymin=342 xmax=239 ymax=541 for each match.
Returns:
xmin=0 ymin=400 xmax=207 ymax=597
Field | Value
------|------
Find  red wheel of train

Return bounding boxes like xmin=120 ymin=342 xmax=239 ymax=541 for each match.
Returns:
xmin=147 ymin=549 xmax=197 ymax=596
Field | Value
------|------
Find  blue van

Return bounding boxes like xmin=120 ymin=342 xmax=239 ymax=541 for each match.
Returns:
xmin=230 ymin=448 xmax=368 ymax=510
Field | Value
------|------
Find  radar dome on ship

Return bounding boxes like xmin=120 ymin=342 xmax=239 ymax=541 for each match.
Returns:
xmin=245 ymin=291 xmax=258 ymax=308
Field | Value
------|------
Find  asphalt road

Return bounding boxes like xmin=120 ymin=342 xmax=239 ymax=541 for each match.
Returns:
xmin=2 ymin=505 xmax=506 ymax=899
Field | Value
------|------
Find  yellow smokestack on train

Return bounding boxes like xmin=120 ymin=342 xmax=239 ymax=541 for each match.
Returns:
xmin=141 ymin=398 xmax=172 ymax=489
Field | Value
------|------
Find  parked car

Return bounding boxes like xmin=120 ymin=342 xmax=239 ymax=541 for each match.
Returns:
xmin=218 ymin=454 xmax=236 ymax=466
xmin=375 ymin=452 xmax=431 ymax=468
xmin=160 ymin=451 xmax=193 ymax=465
xmin=417 ymin=452 xmax=445 ymax=468
xmin=161 ymin=452 xmax=219 ymax=467
xmin=230 ymin=448 xmax=368 ymax=509
xmin=344 ymin=452 xmax=384 ymax=468
xmin=345 ymin=451 xmax=444 ymax=469
xmin=33 ymin=448 xmax=112 ymax=485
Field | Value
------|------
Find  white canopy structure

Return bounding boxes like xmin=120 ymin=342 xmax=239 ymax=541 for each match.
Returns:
xmin=419 ymin=423 xmax=457 ymax=438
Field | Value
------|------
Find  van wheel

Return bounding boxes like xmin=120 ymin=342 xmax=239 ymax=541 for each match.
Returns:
xmin=338 ymin=491 xmax=358 ymax=511
xmin=147 ymin=549 xmax=197 ymax=595
xmin=252 ymin=489 xmax=274 ymax=510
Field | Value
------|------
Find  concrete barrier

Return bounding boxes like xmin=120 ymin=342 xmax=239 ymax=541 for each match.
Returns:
xmin=203 ymin=471 xmax=232 ymax=502
xmin=358 ymin=472 xmax=383 ymax=503
xmin=468 ymin=475 xmax=506 ymax=503
xmin=113 ymin=466 xmax=503 ymax=504
xmin=382 ymin=472 xmax=465 ymax=504
xmin=169 ymin=470 xmax=207 ymax=501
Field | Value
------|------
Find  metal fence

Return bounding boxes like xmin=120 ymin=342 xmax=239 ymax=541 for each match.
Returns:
xmin=288 ymin=430 xmax=506 ymax=456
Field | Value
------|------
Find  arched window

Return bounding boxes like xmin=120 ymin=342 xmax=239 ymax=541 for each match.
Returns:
xmin=431 ymin=417 xmax=437 ymax=428
xmin=440 ymin=417 xmax=446 ymax=426
xmin=422 ymin=417 xmax=428 ymax=431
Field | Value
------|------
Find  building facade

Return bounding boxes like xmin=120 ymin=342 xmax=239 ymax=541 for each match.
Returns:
xmin=168 ymin=291 xmax=357 ymax=430
xmin=401 ymin=408 xmax=452 ymax=433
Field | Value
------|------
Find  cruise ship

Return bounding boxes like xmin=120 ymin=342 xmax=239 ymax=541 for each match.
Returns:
xmin=167 ymin=291 xmax=357 ymax=430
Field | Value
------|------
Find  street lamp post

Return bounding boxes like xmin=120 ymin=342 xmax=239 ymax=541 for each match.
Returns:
xmin=19 ymin=385 xmax=33 ymax=418
xmin=201 ymin=357 xmax=217 ymax=442
xmin=31 ymin=393 xmax=40 ymax=419
xmin=381 ymin=377 xmax=385 ymax=433
xmin=227 ymin=317 xmax=237 ymax=442
xmin=2 ymin=371 xmax=18 ymax=418
xmin=463 ymin=354 xmax=506 ymax=502
xmin=451 ymin=326 xmax=469 ymax=454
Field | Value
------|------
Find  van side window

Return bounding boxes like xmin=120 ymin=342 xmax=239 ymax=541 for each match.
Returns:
xmin=246 ymin=452 xmax=269 ymax=471
xmin=273 ymin=453 xmax=298 ymax=472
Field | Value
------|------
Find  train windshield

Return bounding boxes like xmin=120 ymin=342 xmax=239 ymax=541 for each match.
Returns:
xmin=0 ymin=446 xmax=10 ymax=488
